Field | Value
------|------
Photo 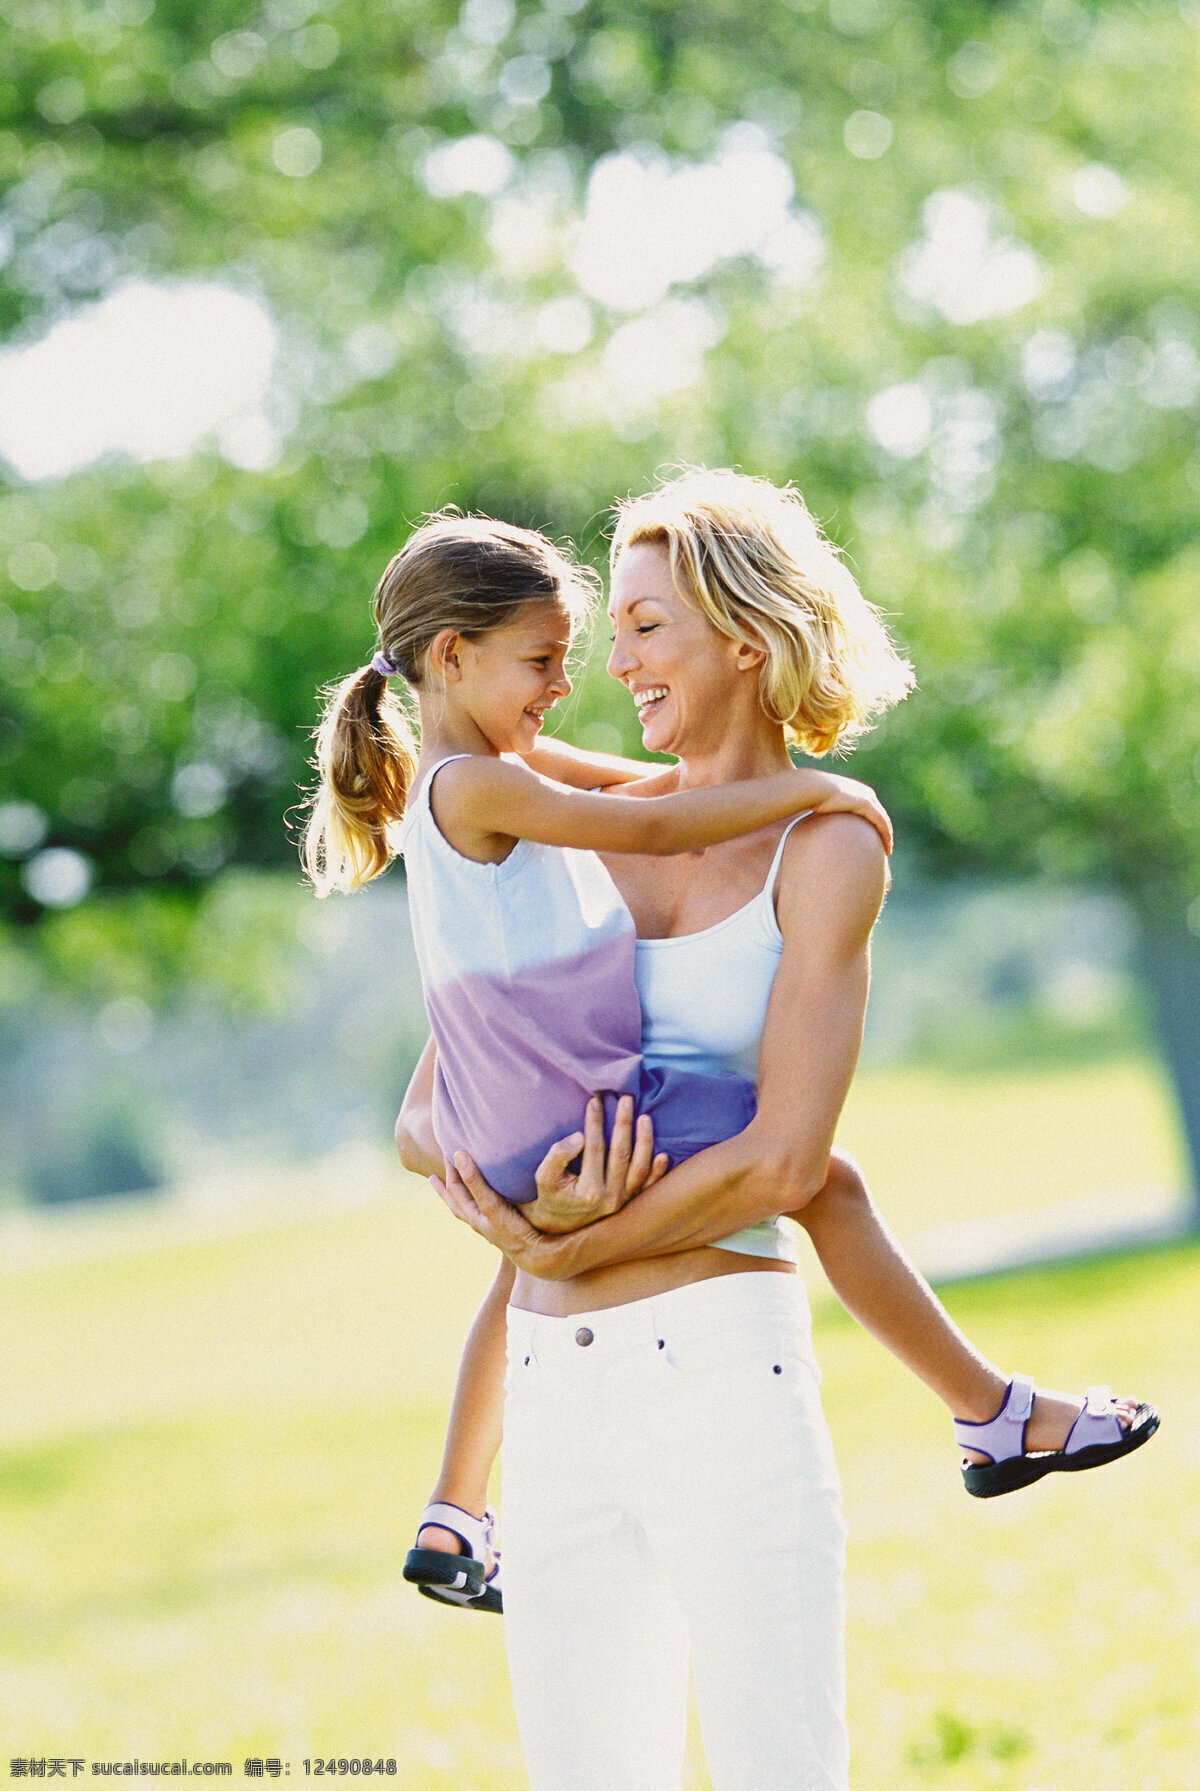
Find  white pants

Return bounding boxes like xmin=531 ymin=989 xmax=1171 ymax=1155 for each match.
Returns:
xmin=501 ymin=1272 xmax=849 ymax=1791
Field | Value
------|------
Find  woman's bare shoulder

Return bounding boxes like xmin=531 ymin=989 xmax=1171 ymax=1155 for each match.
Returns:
xmin=776 ymin=811 xmax=889 ymax=945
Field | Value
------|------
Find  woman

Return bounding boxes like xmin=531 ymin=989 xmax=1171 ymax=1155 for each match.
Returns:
xmin=402 ymin=470 xmax=1148 ymax=1791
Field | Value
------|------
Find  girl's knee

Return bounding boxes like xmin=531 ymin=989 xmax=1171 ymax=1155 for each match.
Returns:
xmin=787 ymin=1148 xmax=869 ymax=1226
xmin=825 ymin=1148 xmax=867 ymax=1201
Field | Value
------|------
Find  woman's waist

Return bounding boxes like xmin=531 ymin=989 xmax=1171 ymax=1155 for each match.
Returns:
xmin=510 ymin=1245 xmax=796 ymax=1319
xmin=507 ymin=1259 xmax=809 ymax=1372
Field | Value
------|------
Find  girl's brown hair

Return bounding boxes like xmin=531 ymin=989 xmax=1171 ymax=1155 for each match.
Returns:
xmin=612 ymin=469 xmax=914 ymax=755
xmin=301 ymin=512 xmax=595 ymax=895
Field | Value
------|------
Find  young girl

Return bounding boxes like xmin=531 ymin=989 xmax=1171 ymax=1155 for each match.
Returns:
xmin=305 ymin=504 xmax=1157 ymax=1619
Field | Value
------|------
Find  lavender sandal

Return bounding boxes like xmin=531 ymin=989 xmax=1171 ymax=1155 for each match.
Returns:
xmin=403 ymin=1502 xmax=503 ymax=1613
xmin=955 ymin=1374 xmax=1159 ymax=1499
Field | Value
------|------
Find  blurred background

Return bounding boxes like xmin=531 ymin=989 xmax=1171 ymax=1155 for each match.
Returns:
xmin=2 ymin=0 xmax=1198 ymax=1783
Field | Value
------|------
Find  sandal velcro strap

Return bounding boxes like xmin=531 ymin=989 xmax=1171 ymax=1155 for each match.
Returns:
xmin=952 ymin=1373 xmax=1034 ymax=1466
xmin=416 ymin=1501 xmax=495 ymax=1561
xmin=1064 ymin=1387 xmax=1124 ymax=1454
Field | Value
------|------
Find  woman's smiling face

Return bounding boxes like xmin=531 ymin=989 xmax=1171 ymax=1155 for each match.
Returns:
xmin=607 ymin=542 xmax=751 ymax=758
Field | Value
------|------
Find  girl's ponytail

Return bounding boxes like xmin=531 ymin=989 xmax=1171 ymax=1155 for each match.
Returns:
xmin=301 ymin=662 xmax=417 ymax=896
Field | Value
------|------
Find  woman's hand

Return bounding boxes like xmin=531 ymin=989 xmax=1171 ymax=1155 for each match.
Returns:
xmin=432 ymin=1157 xmax=580 ymax=1279
xmin=524 ymin=1093 xmax=669 ymax=1233
xmin=431 ymin=1095 xmax=668 ymax=1276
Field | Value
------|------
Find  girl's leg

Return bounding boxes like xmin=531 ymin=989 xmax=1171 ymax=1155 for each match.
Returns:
xmin=790 ymin=1151 xmax=1139 ymax=1457
xmin=417 ymin=1258 xmax=513 ymax=1560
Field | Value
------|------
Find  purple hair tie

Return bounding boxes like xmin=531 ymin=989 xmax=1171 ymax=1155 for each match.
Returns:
xmin=370 ymin=650 xmax=398 ymax=678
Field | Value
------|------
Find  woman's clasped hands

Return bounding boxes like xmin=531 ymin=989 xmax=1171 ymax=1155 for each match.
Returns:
xmin=432 ymin=1091 xmax=666 ymax=1276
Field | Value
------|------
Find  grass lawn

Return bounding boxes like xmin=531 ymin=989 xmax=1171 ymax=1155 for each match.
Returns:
xmin=836 ymin=1054 xmax=1187 ymax=1237
xmin=1 ymin=1059 xmax=1195 ymax=1788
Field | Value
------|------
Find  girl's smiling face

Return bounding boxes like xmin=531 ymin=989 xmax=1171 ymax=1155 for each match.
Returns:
xmin=607 ymin=543 xmax=751 ymax=758
xmin=454 ymin=599 xmax=574 ymax=755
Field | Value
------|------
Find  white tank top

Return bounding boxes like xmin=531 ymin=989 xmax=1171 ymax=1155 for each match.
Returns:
xmin=634 ymin=815 xmax=810 ymax=1263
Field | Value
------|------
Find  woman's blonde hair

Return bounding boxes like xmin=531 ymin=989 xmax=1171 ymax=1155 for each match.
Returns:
xmin=611 ymin=469 xmax=914 ymax=755
xmin=301 ymin=512 xmax=595 ymax=895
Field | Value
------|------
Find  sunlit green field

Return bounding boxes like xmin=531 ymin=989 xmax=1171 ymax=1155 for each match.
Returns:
xmin=837 ymin=1055 xmax=1186 ymax=1235
xmin=2 ymin=1059 xmax=1196 ymax=1789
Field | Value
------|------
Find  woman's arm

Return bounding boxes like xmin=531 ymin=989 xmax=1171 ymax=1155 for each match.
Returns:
xmin=437 ymin=815 xmax=887 ymax=1276
xmin=395 ymin=1035 xmax=441 ymax=1178
xmin=433 ymin=755 xmax=892 ymax=862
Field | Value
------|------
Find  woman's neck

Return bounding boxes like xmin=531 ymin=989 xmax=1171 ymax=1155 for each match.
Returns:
xmin=671 ymin=715 xmax=794 ymax=792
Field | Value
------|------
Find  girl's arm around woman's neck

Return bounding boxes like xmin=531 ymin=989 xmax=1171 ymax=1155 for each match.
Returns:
xmin=430 ymin=754 xmax=887 ymax=866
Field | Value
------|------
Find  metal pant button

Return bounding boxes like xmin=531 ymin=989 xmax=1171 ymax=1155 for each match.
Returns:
xmin=575 ymin=1326 xmax=595 ymax=1347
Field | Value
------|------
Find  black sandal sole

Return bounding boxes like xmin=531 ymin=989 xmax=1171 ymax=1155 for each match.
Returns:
xmin=417 ymin=1579 xmax=503 ymax=1615
xmin=403 ymin=1545 xmax=485 ymax=1598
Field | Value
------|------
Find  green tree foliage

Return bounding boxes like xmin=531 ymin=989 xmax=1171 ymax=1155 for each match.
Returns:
xmin=2 ymin=0 xmax=1199 ymax=1181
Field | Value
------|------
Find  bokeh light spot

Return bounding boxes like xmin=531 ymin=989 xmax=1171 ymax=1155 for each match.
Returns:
xmin=22 ymin=847 xmax=93 ymax=909
xmin=0 ymin=281 xmax=278 ymax=481
xmin=866 ymin=383 xmax=933 ymax=457
xmin=422 ymin=134 xmax=514 ymax=198
xmin=844 ymin=110 xmax=893 ymax=159
xmin=272 ymin=127 xmax=323 ymax=178
xmin=0 ymin=801 xmax=49 ymax=857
